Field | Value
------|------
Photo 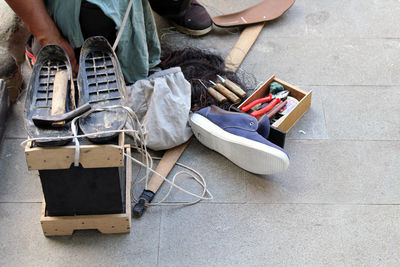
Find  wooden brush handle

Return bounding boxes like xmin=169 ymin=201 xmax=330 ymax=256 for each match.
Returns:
xmin=224 ymin=79 xmax=246 ymax=98
xmin=214 ymin=83 xmax=240 ymax=104
xmin=51 ymin=70 xmax=68 ymax=127
xmin=267 ymin=100 xmax=287 ymax=119
xmin=208 ymin=87 xmax=227 ymax=104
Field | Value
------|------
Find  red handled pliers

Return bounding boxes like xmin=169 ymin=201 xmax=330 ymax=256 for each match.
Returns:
xmin=241 ymin=90 xmax=289 ymax=117
xmin=240 ymin=94 xmax=273 ymax=112
xmin=250 ymin=98 xmax=282 ymax=117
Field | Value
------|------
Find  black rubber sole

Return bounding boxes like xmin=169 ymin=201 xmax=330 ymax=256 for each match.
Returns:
xmin=24 ymin=45 xmax=75 ymax=147
xmin=77 ymin=36 xmax=127 ymax=143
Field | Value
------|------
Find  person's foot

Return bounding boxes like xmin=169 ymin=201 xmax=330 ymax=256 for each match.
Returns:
xmin=170 ymin=0 xmax=212 ymax=36
xmin=190 ymin=105 xmax=290 ymax=175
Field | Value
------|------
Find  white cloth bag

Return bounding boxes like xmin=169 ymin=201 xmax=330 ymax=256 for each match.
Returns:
xmin=127 ymin=67 xmax=192 ymax=150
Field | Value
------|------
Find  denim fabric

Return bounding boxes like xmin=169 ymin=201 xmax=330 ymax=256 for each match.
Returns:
xmin=45 ymin=0 xmax=161 ymax=83
xmin=196 ymin=105 xmax=288 ymax=155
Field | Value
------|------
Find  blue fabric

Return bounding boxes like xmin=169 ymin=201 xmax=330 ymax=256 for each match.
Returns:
xmin=44 ymin=0 xmax=161 ymax=83
xmin=256 ymin=115 xmax=270 ymax=139
xmin=196 ymin=105 xmax=288 ymax=155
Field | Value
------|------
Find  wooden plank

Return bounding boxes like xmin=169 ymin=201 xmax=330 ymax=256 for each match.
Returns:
xmin=147 ymin=138 xmax=191 ymax=193
xmin=224 ymin=22 xmax=265 ymax=72
xmin=25 ymin=133 xmax=124 ymax=170
xmin=40 ymin=147 xmax=132 ymax=236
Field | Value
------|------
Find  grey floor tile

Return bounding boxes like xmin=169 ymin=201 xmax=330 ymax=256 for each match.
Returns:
xmin=0 ymin=139 xmax=42 ymax=202
xmin=246 ymin=140 xmax=400 ymax=204
xmin=243 ymin=37 xmax=391 ymax=86
xmin=201 ymin=0 xmax=400 ymax=39
xmin=0 ymin=203 xmax=161 ymax=267
xmin=159 ymin=203 xmax=345 ymax=267
xmin=286 ymin=86 xmax=328 ymax=140
xmin=350 ymin=0 xmax=400 ymax=39
xmin=383 ymin=40 xmax=400 ymax=85
xmin=341 ymin=205 xmax=400 ymax=266
xmin=5 ymin=62 xmax=31 ymax=139
xmin=321 ymin=86 xmax=400 ymax=140
xmin=4 ymin=90 xmax=27 ymax=139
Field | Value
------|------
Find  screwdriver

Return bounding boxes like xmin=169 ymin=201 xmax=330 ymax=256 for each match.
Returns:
xmin=217 ymin=75 xmax=246 ymax=98
xmin=209 ymin=80 xmax=240 ymax=104
xmin=198 ymin=80 xmax=227 ymax=104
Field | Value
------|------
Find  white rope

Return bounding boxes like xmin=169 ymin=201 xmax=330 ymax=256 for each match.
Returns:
xmin=112 ymin=0 xmax=134 ymax=51
xmin=21 ymin=104 xmax=213 ymax=208
xmin=126 ymin=153 xmax=213 ymax=206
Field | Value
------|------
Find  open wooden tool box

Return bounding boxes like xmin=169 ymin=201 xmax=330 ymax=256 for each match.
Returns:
xmin=24 ymin=134 xmax=131 ymax=236
xmin=238 ymin=75 xmax=312 ymax=147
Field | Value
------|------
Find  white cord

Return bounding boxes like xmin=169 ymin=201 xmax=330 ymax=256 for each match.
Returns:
xmin=113 ymin=0 xmax=134 ymax=51
xmin=22 ymin=104 xmax=213 ymax=207
xmin=126 ymin=153 xmax=213 ymax=206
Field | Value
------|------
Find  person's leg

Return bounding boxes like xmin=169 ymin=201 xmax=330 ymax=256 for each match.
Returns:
xmin=149 ymin=0 xmax=212 ymax=36
xmin=148 ymin=0 xmax=191 ymax=18
xmin=79 ymin=1 xmax=116 ymax=44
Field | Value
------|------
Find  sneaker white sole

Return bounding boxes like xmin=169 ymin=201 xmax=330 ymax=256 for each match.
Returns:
xmin=190 ymin=113 xmax=290 ymax=175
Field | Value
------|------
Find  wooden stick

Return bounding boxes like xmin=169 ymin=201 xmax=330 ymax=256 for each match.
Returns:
xmin=224 ymin=22 xmax=265 ymax=72
xmin=146 ymin=138 xmax=192 ymax=192
xmin=51 ymin=70 xmax=68 ymax=127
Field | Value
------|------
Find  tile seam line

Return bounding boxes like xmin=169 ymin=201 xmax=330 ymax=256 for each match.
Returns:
xmin=2 ymin=202 xmax=400 ymax=207
xmin=294 ymin=84 xmax=400 ymax=87
xmin=254 ymin=37 xmax=400 ymax=40
xmin=287 ymin=139 xmax=400 ymax=142
xmin=157 ymin=208 xmax=162 ymax=267
xmin=160 ymin=202 xmax=400 ymax=206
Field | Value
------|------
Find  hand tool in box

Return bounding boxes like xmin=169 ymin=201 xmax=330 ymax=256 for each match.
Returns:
xmin=133 ymin=138 xmax=192 ymax=217
xmin=250 ymin=90 xmax=289 ymax=117
xmin=266 ymin=99 xmax=287 ymax=119
xmin=216 ymin=75 xmax=246 ymax=98
xmin=241 ymin=94 xmax=273 ymax=112
xmin=278 ymin=96 xmax=299 ymax=116
xmin=198 ymin=79 xmax=227 ymax=104
xmin=209 ymin=80 xmax=241 ymax=104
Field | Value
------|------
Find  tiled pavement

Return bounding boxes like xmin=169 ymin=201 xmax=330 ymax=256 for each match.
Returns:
xmin=1 ymin=0 xmax=400 ymax=266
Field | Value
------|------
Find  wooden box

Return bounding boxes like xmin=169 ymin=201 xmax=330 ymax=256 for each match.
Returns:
xmin=238 ymin=75 xmax=312 ymax=136
xmin=39 ymin=146 xmax=132 ymax=236
xmin=25 ymin=133 xmax=125 ymax=170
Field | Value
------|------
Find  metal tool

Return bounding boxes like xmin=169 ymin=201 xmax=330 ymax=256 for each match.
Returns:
xmin=132 ymin=138 xmax=192 ymax=217
xmin=266 ymin=99 xmax=287 ymax=119
xmin=32 ymin=103 xmax=91 ymax=127
xmin=250 ymin=90 xmax=289 ymax=117
xmin=241 ymin=94 xmax=273 ymax=112
xmin=209 ymin=80 xmax=241 ymax=104
xmin=216 ymin=75 xmax=246 ymax=98
xmin=198 ymin=79 xmax=227 ymax=104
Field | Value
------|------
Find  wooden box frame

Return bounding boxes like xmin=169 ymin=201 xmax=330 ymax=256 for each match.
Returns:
xmin=238 ymin=75 xmax=312 ymax=133
xmin=25 ymin=133 xmax=125 ymax=170
xmin=39 ymin=146 xmax=132 ymax=236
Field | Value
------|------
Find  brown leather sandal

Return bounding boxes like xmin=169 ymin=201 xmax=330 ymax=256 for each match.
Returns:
xmin=212 ymin=0 xmax=295 ymax=28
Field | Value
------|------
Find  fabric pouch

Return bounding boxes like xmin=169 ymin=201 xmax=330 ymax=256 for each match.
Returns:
xmin=126 ymin=67 xmax=192 ymax=150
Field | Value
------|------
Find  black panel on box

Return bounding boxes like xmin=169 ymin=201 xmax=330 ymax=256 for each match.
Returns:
xmin=39 ymin=163 xmax=126 ymax=216
xmin=267 ymin=126 xmax=286 ymax=149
